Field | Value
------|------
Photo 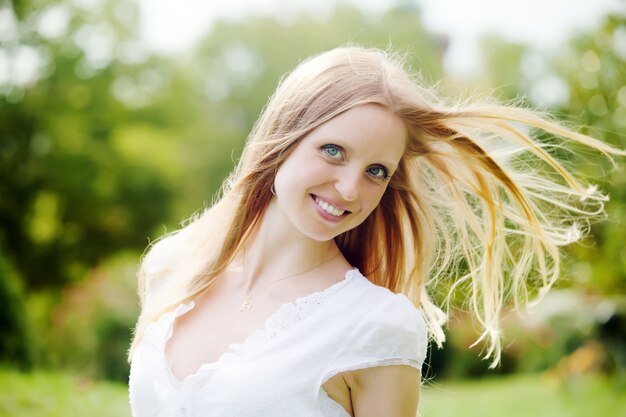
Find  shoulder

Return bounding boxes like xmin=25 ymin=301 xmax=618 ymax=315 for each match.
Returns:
xmin=341 ymin=286 xmax=425 ymax=417
xmin=354 ymin=276 xmax=428 ymax=344
xmin=369 ymin=292 xmax=429 ymax=362
xmin=327 ymin=269 xmax=429 ymax=366
xmin=339 ymin=273 xmax=429 ymax=365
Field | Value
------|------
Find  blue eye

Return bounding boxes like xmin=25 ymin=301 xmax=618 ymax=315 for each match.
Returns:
xmin=368 ymin=166 xmax=390 ymax=180
xmin=320 ymin=144 xmax=390 ymax=181
xmin=321 ymin=144 xmax=343 ymax=159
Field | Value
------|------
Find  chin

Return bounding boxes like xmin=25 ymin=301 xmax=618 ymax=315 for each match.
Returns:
xmin=302 ymin=229 xmax=340 ymax=242
xmin=295 ymin=223 xmax=344 ymax=242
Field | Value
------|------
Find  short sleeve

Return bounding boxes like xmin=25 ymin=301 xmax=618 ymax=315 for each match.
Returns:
xmin=321 ymin=292 xmax=428 ymax=385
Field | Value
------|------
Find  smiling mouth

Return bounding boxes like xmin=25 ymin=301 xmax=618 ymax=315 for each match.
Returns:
xmin=311 ymin=194 xmax=351 ymax=217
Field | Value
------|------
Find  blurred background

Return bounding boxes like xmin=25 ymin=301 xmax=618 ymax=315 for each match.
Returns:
xmin=0 ymin=0 xmax=625 ymax=415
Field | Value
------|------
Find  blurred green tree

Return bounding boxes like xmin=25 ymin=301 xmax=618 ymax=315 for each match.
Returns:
xmin=0 ymin=249 xmax=34 ymax=368
xmin=0 ymin=0 xmax=176 ymax=289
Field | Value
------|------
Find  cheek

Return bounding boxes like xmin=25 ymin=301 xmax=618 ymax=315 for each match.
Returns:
xmin=344 ymin=192 xmax=385 ymax=232
xmin=275 ymin=157 xmax=327 ymax=192
xmin=273 ymin=166 xmax=293 ymax=197
xmin=361 ymin=186 xmax=387 ymax=212
xmin=274 ymin=166 xmax=305 ymax=199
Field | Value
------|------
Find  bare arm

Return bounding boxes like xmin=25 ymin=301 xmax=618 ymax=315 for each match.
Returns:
xmin=345 ymin=365 xmax=421 ymax=417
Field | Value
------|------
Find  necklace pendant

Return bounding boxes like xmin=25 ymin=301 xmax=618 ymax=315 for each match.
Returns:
xmin=239 ymin=295 xmax=252 ymax=312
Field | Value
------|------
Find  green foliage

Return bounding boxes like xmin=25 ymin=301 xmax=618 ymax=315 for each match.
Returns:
xmin=0 ymin=0 xmax=176 ymax=290
xmin=555 ymin=15 xmax=626 ymax=296
xmin=44 ymin=251 xmax=139 ymax=381
xmin=478 ymin=14 xmax=626 ymax=295
xmin=0 ymin=250 xmax=34 ymax=369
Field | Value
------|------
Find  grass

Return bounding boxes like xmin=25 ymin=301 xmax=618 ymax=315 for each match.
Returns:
xmin=421 ymin=373 xmax=626 ymax=417
xmin=0 ymin=368 xmax=130 ymax=417
xmin=0 ymin=368 xmax=624 ymax=417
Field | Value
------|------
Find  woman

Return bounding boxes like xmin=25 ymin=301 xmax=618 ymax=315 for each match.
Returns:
xmin=128 ymin=46 xmax=623 ymax=417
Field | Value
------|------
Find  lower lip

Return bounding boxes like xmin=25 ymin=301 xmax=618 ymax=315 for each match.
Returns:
xmin=310 ymin=195 xmax=348 ymax=223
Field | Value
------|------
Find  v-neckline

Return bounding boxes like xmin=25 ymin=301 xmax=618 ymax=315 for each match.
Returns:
xmin=162 ymin=267 xmax=361 ymax=387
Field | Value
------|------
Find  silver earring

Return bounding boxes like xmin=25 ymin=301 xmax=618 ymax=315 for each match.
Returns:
xmin=270 ymin=184 xmax=276 ymax=196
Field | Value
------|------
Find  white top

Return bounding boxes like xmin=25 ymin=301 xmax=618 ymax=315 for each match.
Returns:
xmin=129 ymin=268 xmax=428 ymax=417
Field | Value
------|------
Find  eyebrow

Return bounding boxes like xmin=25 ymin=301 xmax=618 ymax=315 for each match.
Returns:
xmin=324 ymin=138 xmax=400 ymax=171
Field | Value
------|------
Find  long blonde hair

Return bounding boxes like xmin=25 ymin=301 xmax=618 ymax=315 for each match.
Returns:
xmin=128 ymin=45 xmax=623 ymax=366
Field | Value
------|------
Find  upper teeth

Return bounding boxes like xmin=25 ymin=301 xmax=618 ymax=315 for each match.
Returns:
xmin=314 ymin=196 xmax=345 ymax=217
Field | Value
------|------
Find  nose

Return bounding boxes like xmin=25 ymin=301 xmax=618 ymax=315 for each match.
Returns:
xmin=334 ymin=168 xmax=361 ymax=202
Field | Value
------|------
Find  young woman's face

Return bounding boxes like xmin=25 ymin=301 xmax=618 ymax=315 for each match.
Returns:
xmin=273 ymin=104 xmax=407 ymax=241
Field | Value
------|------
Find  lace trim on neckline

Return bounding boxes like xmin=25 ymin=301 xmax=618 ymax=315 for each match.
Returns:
xmin=162 ymin=267 xmax=363 ymax=386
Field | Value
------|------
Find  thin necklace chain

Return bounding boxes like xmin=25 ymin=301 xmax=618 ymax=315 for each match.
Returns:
xmin=238 ymin=247 xmax=341 ymax=312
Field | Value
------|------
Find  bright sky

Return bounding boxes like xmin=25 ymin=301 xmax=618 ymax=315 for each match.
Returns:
xmin=137 ymin=0 xmax=624 ymax=76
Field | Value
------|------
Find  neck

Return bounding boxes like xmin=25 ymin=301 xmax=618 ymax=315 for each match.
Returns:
xmin=238 ymin=199 xmax=341 ymax=290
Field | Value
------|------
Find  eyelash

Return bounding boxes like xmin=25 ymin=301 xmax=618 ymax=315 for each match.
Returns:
xmin=320 ymin=144 xmax=391 ymax=181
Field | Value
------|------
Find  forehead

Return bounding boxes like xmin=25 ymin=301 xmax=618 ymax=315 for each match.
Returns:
xmin=305 ymin=104 xmax=407 ymax=165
